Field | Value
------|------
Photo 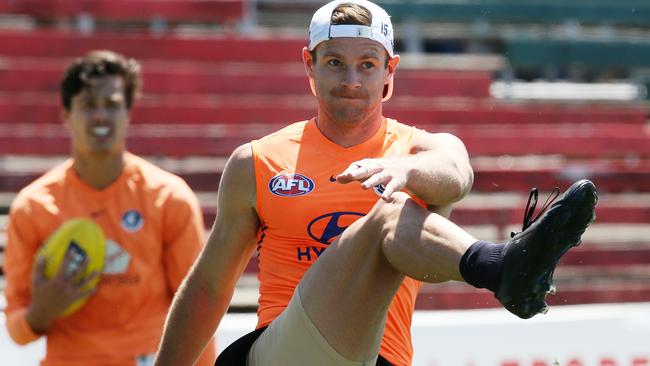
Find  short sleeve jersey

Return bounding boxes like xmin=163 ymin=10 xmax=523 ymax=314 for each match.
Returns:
xmin=4 ymin=152 xmax=213 ymax=366
xmin=252 ymin=118 xmax=422 ymax=366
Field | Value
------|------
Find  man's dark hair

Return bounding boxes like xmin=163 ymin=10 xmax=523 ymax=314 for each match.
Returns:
xmin=60 ymin=50 xmax=142 ymax=110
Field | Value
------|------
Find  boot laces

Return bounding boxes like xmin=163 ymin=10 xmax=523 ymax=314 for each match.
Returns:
xmin=511 ymin=187 xmax=561 ymax=238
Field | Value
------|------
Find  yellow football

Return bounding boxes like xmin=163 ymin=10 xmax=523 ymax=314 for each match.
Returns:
xmin=35 ymin=218 xmax=106 ymax=316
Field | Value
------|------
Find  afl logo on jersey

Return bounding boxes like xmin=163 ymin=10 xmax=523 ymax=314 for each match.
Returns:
xmin=121 ymin=210 xmax=144 ymax=233
xmin=269 ymin=174 xmax=315 ymax=197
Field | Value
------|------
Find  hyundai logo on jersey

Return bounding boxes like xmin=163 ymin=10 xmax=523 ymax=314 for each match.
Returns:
xmin=269 ymin=173 xmax=315 ymax=196
xmin=307 ymin=211 xmax=365 ymax=244
xmin=121 ymin=210 xmax=144 ymax=233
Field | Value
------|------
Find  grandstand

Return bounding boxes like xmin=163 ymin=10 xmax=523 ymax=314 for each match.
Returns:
xmin=1 ymin=0 xmax=649 ymax=364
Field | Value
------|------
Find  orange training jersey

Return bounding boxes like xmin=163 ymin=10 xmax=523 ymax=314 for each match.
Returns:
xmin=252 ymin=118 xmax=422 ymax=366
xmin=4 ymin=152 xmax=215 ymax=366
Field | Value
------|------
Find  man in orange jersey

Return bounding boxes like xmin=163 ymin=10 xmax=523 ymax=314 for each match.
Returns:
xmin=4 ymin=50 xmax=216 ymax=366
xmin=154 ymin=1 xmax=597 ymax=365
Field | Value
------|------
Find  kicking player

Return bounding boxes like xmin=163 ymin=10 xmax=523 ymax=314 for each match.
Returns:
xmin=154 ymin=1 xmax=597 ymax=365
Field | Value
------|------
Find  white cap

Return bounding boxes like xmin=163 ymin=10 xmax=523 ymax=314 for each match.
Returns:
xmin=307 ymin=0 xmax=397 ymax=101
xmin=308 ymin=0 xmax=395 ymax=57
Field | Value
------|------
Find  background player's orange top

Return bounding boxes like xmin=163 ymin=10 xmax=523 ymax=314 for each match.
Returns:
xmin=4 ymin=152 xmax=215 ymax=366
xmin=252 ymin=118 xmax=422 ymax=366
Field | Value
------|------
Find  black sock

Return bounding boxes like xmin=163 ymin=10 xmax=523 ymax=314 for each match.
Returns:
xmin=459 ymin=240 xmax=505 ymax=293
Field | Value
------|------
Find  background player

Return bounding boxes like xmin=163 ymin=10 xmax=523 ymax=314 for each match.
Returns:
xmin=4 ymin=50 xmax=216 ymax=366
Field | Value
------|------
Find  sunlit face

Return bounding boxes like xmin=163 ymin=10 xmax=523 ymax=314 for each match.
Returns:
xmin=63 ymin=75 xmax=129 ymax=157
xmin=305 ymin=38 xmax=398 ymax=124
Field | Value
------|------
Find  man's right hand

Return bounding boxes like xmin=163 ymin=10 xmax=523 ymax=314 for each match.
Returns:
xmin=26 ymin=250 xmax=99 ymax=334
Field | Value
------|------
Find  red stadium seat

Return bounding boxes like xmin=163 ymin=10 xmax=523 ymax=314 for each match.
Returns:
xmin=0 ymin=0 xmax=245 ymax=24
xmin=415 ymin=282 xmax=650 ymax=310
xmin=0 ymin=122 xmax=647 ymax=159
xmin=0 ymin=93 xmax=646 ymax=126
xmin=0 ymin=20 xmax=648 ymax=312
xmin=0 ymin=58 xmax=492 ymax=97
xmin=0 ymin=30 xmax=304 ymax=63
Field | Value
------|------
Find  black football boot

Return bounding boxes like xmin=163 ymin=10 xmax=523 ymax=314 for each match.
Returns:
xmin=496 ymin=179 xmax=598 ymax=319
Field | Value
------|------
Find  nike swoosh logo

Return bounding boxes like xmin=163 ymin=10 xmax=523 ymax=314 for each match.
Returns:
xmin=329 ymin=175 xmax=337 ymax=182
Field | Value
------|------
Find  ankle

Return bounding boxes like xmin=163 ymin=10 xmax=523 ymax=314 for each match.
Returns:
xmin=458 ymin=240 xmax=505 ymax=293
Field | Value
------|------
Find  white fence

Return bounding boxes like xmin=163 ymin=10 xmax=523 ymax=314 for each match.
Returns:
xmin=2 ymin=302 xmax=649 ymax=366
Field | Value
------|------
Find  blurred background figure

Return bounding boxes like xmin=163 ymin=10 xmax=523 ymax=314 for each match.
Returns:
xmin=0 ymin=0 xmax=648 ymax=365
xmin=2 ymin=50 xmax=215 ymax=365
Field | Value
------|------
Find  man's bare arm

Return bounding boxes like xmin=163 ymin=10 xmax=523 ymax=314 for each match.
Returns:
xmin=154 ymin=143 xmax=260 ymax=366
xmin=337 ymin=130 xmax=473 ymax=206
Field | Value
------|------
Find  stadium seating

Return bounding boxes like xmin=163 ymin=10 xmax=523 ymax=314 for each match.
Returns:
xmin=377 ymin=0 xmax=650 ymax=26
xmin=256 ymin=0 xmax=650 ymax=27
xmin=1 ymin=121 xmax=647 ymax=159
xmin=2 ymin=155 xmax=650 ymax=193
xmin=0 ymin=30 xmax=305 ymax=63
xmin=0 ymin=58 xmax=493 ymax=97
xmin=0 ymin=0 xmax=245 ymax=24
xmin=253 ymin=1 xmax=650 ymax=97
xmin=505 ymin=38 xmax=650 ymax=71
xmin=1 ymin=93 xmax=646 ymax=125
xmin=0 ymin=2 xmax=649 ymax=313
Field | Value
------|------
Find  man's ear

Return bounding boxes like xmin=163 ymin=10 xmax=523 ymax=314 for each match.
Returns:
xmin=386 ymin=55 xmax=400 ymax=83
xmin=302 ymin=47 xmax=315 ymax=79
xmin=382 ymin=55 xmax=400 ymax=102
xmin=303 ymin=47 xmax=318 ymax=97
xmin=61 ymin=108 xmax=71 ymax=130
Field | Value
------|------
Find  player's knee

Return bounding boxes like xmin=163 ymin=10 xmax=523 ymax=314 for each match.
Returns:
xmin=378 ymin=198 xmax=436 ymax=253
xmin=363 ymin=196 xmax=407 ymax=246
xmin=364 ymin=194 xmax=429 ymax=250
